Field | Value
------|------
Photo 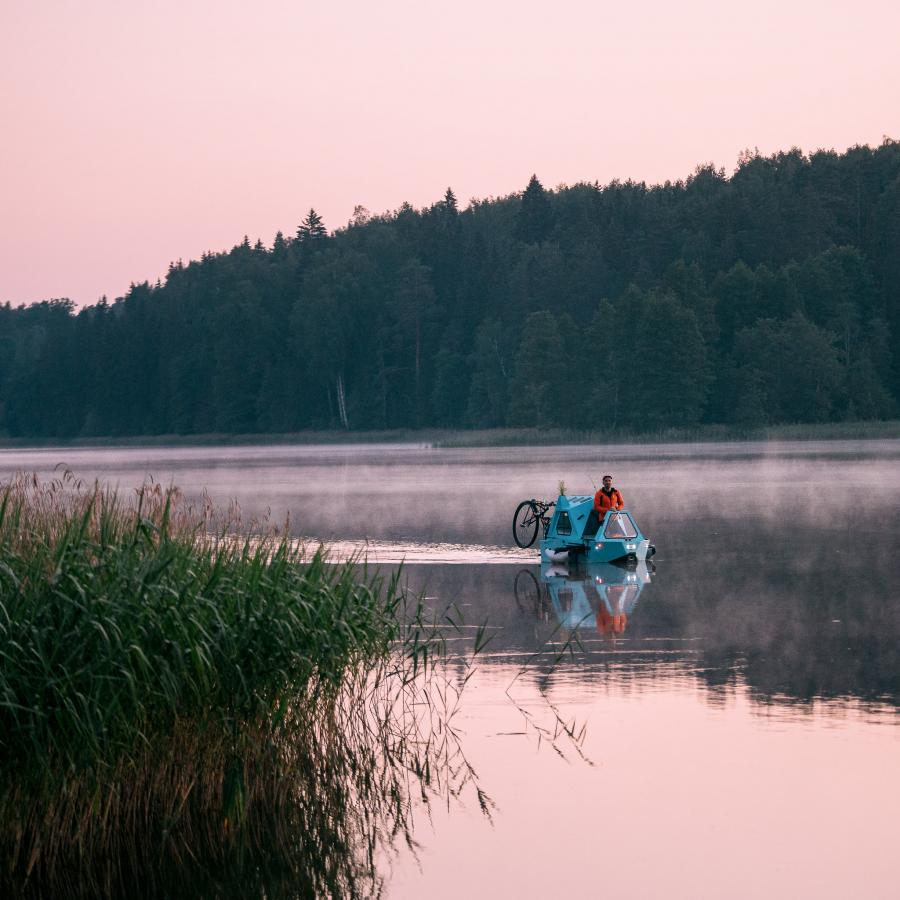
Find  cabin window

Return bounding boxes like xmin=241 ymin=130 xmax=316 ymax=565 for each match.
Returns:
xmin=556 ymin=511 xmax=572 ymax=535
xmin=603 ymin=512 xmax=637 ymax=540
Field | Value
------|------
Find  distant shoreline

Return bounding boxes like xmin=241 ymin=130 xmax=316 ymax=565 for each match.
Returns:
xmin=2 ymin=420 xmax=899 ymax=451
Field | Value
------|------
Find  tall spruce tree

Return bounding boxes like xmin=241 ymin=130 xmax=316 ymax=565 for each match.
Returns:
xmin=297 ymin=208 xmax=327 ymax=242
xmin=515 ymin=175 xmax=554 ymax=244
xmin=443 ymin=187 xmax=458 ymax=213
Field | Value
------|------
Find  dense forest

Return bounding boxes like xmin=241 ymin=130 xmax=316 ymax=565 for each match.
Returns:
xmin=2 ymin=142 xmax=900 ymax=438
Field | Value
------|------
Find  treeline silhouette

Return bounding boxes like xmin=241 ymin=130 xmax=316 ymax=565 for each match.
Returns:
xmin=2 ymin=142 xmax=899 ymax=438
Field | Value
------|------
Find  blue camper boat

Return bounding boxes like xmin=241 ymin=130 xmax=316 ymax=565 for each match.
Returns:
xmin=513 ymin=494 xmax=655 ymax=564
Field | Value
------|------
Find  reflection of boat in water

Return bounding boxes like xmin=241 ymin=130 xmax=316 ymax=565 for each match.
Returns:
xmin=515 ymin=561 xmax=653 ymax=636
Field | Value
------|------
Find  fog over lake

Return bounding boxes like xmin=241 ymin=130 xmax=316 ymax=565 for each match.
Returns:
xmin=2 ymin=440 xmax=898 ymax=898
xmin=3 ymin=439 xmax=898 ymax=541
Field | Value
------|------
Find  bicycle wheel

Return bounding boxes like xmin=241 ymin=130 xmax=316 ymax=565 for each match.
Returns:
xmin=514 ymin=569 xmax=541 ymax=613
xmin=513 ymin=500 xmax=540 ymax=548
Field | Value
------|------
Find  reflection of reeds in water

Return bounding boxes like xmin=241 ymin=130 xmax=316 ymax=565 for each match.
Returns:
xmin=0 ymin=473 xmax=483 ymax=898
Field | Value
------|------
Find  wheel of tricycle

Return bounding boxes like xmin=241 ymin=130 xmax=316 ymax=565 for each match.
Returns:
xmin=513 ymin=500 xmax=539 ymax=548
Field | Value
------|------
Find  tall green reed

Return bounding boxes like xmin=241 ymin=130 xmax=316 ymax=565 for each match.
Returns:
xmin=0 ymin=474 xmax=398 ymax=772
xmin=0 ymin=473 xmax=475 ymax=898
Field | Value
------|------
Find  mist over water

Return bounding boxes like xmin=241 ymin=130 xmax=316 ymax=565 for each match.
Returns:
xmin=3 ymin=439 xmax=899 ymax=543
xmin=2 ymin=439 xmax=898 ymax=898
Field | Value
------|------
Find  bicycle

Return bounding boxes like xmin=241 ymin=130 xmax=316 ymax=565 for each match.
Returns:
xmin=512 ymin=498 xmax=555 ymax=548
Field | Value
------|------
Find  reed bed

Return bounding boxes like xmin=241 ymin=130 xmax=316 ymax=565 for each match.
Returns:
xmin=0 ymin=473 xmax=465 ymax=898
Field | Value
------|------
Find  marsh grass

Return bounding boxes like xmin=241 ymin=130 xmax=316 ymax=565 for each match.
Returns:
xmin=0 ymin=473 xmax=478 ymax=898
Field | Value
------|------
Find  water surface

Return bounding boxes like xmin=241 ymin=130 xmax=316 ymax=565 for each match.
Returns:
xmin=2 ymin=440 xmax=898 ymax=898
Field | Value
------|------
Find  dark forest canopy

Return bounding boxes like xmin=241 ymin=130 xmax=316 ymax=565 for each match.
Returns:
xmin=2 ymin=142 xmax=900 ymax=438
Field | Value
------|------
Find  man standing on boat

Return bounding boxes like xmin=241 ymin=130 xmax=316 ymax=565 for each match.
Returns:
xmin=594 ymin=474 xmax=624 ymax=520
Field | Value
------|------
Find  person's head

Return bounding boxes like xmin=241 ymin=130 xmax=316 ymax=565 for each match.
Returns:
xmin=602 ymin=474 xmax=613 ymax=488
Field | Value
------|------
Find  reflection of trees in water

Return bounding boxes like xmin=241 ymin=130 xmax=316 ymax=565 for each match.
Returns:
xmin=1 ymin=655 xmax=486 ymax=900
xmin=633 ymin=534 xmax=900 ymax=708
xmin=503 ymin=530 xmax=900 ymax=710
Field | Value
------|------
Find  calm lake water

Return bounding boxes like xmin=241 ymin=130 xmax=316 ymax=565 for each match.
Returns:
xmin=2 ymin=440 xmax=899 ymax=899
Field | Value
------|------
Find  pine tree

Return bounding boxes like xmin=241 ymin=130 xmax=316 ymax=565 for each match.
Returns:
xmin=514 ymin=175 xmax=554 ymax=244
xmin=443 ymin=187 xmax=458 ymax=213
xmin=297 ymin=208 xmax=327 ymax=242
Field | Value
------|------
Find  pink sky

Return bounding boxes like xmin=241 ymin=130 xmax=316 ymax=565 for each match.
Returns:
xmin=2 ymin=0 xmax=898 ymax=307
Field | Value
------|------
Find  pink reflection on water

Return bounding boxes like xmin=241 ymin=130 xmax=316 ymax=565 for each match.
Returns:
xmin=387 ymin=662 xmax=899 ymax=899
xmin=297 ymin=539 xmax=536 ymax=565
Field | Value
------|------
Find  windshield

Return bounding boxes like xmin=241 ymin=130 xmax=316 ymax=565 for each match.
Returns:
xmin=603 ymin=512 xmax=637 ymax=540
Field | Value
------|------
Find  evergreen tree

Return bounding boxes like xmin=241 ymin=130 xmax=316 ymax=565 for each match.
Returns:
xmin=584 ymin=299 xmax=624 ymax=428
xmin=729 ymin=313 xmax=843 ymax=423
xmin=443 ymin=187 xmax=458 ymax=213
xmin=629 ymin=291 xmax=710 ymax=428
xmin=507 ymin=310 xmax=565 ymax=427
xmin=430 ymin=347 xmax=468 ymax=426
xmin=466 ymin=319 xmax=511 ymax=427
xmin=2 ymin=141 xmax=899 ymax=438
xmin=514 ymin=175 xmax=554 ymax=244
xmin=391 ymin=259 xmax=436 ymax=428
xmin=297 ymin=208 xmax=327 ymax=242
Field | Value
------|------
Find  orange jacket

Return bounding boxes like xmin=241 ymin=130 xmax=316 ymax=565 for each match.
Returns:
xmin=593 ymin=487 xmax=624 ymax=517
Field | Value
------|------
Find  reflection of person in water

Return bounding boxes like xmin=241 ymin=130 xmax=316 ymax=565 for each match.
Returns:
xmin=596 ymin=585 xmax=629 ymax=639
